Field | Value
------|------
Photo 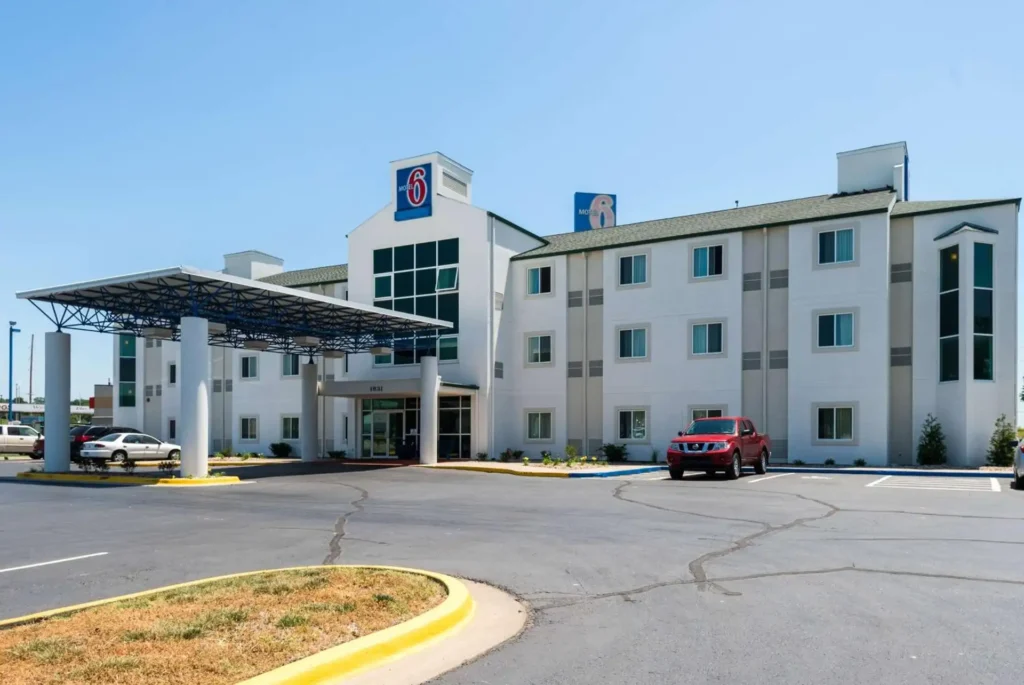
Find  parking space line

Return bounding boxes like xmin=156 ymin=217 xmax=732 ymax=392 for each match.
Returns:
xmin=0 ymin=552 xmax=108 ymax=574
xmin=990 ymin=478 xmax=1000 ymax=492
xmin=747 ymin=473 xmax=794 ymax=484
xmin=865 ymin=475 xmax=892 ymax=488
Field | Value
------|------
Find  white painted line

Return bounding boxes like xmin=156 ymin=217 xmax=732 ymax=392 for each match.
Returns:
xmin=991 ymin=478 xmax=1001 ymax=492
xmin=865 ymin=475 xmax=892 ymax=488
xmin=0 ymin=552 xmax=108 ymax=575
xmin=875 ymin=484 xmax=999 ymax=493
xmin=747 ymin=473 xmax=794 ymax=484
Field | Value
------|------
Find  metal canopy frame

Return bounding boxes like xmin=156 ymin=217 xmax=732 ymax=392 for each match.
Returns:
xmin=16 ymin=266 xmax=451 ymax=355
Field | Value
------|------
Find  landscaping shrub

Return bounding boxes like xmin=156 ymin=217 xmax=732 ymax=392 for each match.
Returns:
xmin=522 ymin=456 xmax=530 ymax=466
xmin=853 ymin=458 xmax=867 ymax=467
xmin=269 ymin=442 xmax=293 ymax=458
xmin=327 ymin=450 xmax=346 ymax=460
xmin=499 ymin=449 xmax=514 ymax=463
xmin=564 ymin=444 xmax=578 ymax=461
xmin=987 ymin=414 xmax=1016 ymax=467
xmin=475 ymin=452 xmax=488 ymax=461
xmin=792 ymin=459 xmax=806 ymax=466
xmin=824 ymin=458 xmax=836 ymax=466
xmin=119 ymin=459 xmax=137 ymax=475
xmin=917 ymin=413 xmax=948 ymax=466
xmin=157 ymin=460 xmax=176 ymax=476
xmin=600 ymin=443 xmax=628 ymax=463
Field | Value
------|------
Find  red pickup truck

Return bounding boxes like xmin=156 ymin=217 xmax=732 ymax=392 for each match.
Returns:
xmin=667 ymin=416 xmax=771 ymax=481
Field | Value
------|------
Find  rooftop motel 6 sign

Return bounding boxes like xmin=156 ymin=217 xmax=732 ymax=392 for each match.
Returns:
xmin=395 ymin=163 xmax=433 ymax=221
xmin=574 ymin=192 xmax=616 ymax=231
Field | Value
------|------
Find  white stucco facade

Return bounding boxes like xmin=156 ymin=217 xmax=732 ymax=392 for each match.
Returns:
xmin=112 ymin=144 xmax=1019 ymax=466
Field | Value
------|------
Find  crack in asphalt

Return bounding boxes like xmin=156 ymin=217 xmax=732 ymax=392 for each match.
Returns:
xmin=611 ymin=482 xmax=769 ymax=526
xmin=322 ymin=483 xmax=369 ymax=565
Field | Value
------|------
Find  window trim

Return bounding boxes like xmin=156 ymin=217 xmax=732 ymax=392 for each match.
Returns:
xmin=280 ymin=414 xmax=300 ymax=441
xmin=281 ymin=353 xmax=301 ymax=378
xmin=615 ymin=406 xmax=651 ymax=444
xmin=167 ymin=362 xmax=177 ymax=387
xmin=436 ymin=266 xmax=459 ymax=292
xmin=811 ymin=402 xmax=859 ymax=446
xmin=524 ymin=408 xmax=555 ymax=443
xmin=525 ymin=263 xmax=555 ymax=298
xmin=687 ymin=405 xmax=728 ymax=424
xmin=614 ymin=324 xmax=651 ymax=362
xmin=239 ymin=415 xmax=259 ymax=443
xmin=812 ymin=307 xmax=860 ymax=353
xmin=688 ymin=239 xmax=728 ymax=283
xmin=813 ymin=222 xmax=860 ymax=270
xmin=687 ymin=318 xmax=727 ymax=359
xmin=240 ymin=354 xmax=260 ymax=380
xmin=972 ymin=241 xmax=994 ymax=381
xmin=524 ymin=331 xmax=555 ymax=367
xmin=616 ymin=249 xmax=651 ymax=289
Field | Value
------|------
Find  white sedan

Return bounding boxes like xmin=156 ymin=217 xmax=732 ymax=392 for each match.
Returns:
xmin=80 ymin=433 xmax=181 ymax=463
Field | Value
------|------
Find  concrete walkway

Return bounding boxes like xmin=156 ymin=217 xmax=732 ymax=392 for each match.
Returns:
xmin=426 ymin=462 xmax=667 ymax=478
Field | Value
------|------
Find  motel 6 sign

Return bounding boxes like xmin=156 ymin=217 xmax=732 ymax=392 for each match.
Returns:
xmin=574 ymin=192 xmax=617 ymax=232
xmin=395 ymin=163 xmax=433 ymax=221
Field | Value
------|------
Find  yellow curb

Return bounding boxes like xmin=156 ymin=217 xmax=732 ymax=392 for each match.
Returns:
xmin=15 ymin=472 xmax=242 ymax=487
xmin=0 ymin=565 xmax=475 ymax=685
xmin=423 ymin=464 xmax=569 ymax=478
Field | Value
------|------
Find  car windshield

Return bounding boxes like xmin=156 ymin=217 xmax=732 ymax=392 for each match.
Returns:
xmin=70 ymin=427 xmax=88 ymax=437
xmin=685 ymin=419 xmax=736 ymax=436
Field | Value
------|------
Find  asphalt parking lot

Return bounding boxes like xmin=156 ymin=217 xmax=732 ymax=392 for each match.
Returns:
xmin=1 ymin=461 xmax=1022 ymax=684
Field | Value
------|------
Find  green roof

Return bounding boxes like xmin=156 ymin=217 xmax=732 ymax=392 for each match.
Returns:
xmin=891 ymin=198 xmax=1020 ymax=217
xmin=512 ymin=189 xmax=895 ymax=260
xmin=259 ymin=263 xmax=348 ymax=288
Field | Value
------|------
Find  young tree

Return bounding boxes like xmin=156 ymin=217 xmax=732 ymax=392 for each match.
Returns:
xmin=916 ymin=414 xmax=948 ymax=466
xmin=986 ymin=414 xmax=1016 ymax=467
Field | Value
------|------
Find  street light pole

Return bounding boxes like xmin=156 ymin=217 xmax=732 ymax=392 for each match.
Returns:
xmin=8 ymin=321 xmax=20 ymax=422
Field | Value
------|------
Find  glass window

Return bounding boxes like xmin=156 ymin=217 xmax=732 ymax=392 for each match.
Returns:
xmin=241 ymin=356 xmax=258 ymax=378
xmin=416 ymin=268 xmax=436 ymax=295
xmin=973 ymin=289 xmax=992 ymax=335
xmin=692 ymin=323 xmax=723 ymax=355
xmin=118 ymin=382 xmax=136 ymax=407
xmin=527 ymin=335 xmax=552 ymax=364
xmin=168 ymin=363 xmax=176 ymax=385
xmin=619 ymin=254 xmax=647 ymax=285
xmin=373 ymin=248 xmax=392 ymax=274
xmin=527 ymin=412 xmax=553 ymax=440
xmin=939 ymin=337 xmax=958 ymax=382
xmin=939 ymin=292 xmax=958 ymax=338
xmin=394 ymin=244 xmax=415 ymax=271
xmin=119 ymin=357 xmax=136 ymax=382
xmin=693 ymin=245 xmax=723 ymax=278
xmin=393 ymin=297 xmax=414 ymax=314
xmin=692 ymin=408 xmax=724 ymax=421
xmin=618 ymin=328 xmax=647 ymax=359
xmin=415 ymin=295 xmax=436 ymax=318
xmin=527 ymin=266 xmax=551 ymax=295
xmin=439 ymin=336 xmax=458 ymax=361
xmin=437 ymin=293 xmax=458 ymax=333
xmin=437 ymin=266 xmax=458 ymax=291
xmin=282 ymin=353 xmax=300 ymax=377
xmin=974 ymin=243 xmax=993 ymax=288
xmin=241 ymin=417 xmax=258 ymax=441
xmin=618 ymin=410 xmax=647 ymax=441
xmin=119 ymin=334 xmax=136 ymax=358
xmin=415 ymin=241 xmax=436 ymax=268
xmin=973 ymin=336 xmax=993 ymax=381
xmin=817 ymin=407 xmax=853 ymax=441
xmin=374 ymin=275 xmax=392 ymax=298
xmin=817 ymin=313 xmax=853 ymax=348
xmin=168 ymin=419 xmax=176 ymax=440
xmin=940 ymin=245 xmax=959 ymax=292
xmin=282 ymin=417 xmax=299 ymax=440
xmin=818 ymin=229 xmax=854 ymax=265
xmin=437 ymin=238 xmax=459 ymax=266
xmin=394 ymin=271 xmax=414 ymax=297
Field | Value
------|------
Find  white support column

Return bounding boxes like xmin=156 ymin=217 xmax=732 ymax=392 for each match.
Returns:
xmin=43 ymin=331 xmax=71 ymax=472
xmin=301 ymin=360 xmax=319 ymax=461
xmin=179 ymin=316 xmax=209 ymax=478
xmin=419 ymin=355 xmax=439 ymax=465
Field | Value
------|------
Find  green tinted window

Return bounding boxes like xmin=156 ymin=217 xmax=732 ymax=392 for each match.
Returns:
xmin=974 ymin=243 xmax=993 ymax=288
xmin=438 ymin=238 xmax=459 ymax=265
xmin=373 ymin=248 xmax=392 ymax=274
xmin=394 ymin=271 xmax=414 ymax=297
xmin=119 ymin=334 xmax=136 ymax=358
xmin=416 ymin=295 xmax=436 ymax=318
xmin=416 ymin=268 xmax=436 ymax=295
xmin=119 ymin=358 xmax=136 ymax=383
xmin=415 ymin=242 xmax=436 ymax=268
xmin=939 ymin=246 xmax=958 ymax=291
xmin=374 ymin=299 xmax=392 ymax=310
xmin=438 ymin=293 xmax=458 ymax=333
xmin=119 ymin=382 xmax=136 ymax=407
xmin=393 ymin=297 xmax=415 ymax=314
xmin=394 ymin=244 xmax=415 ymax=271
xmin=374 ymin=275 xmax=391 ymax=298
xmin=439 ymin=337 xmax=458 ymax=361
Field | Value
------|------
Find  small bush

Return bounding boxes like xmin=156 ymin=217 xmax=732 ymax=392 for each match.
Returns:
xmin=917 ymin=413 xmax=948 ymax=466
xmin=600 ymin=443 xmax=628 ymax=463
xmin=792 ymin=459 xmax=806 ymax=466
xmin=213 ymin=452 xmax=225 ymax=459
xmin=475 ymin=452 xmax=488 ymax=461
xmin=542 ymin=455 xmax=552 ymax=466
xmin=239 ymin=453 xmax=250 ymax=461
xmin=987 ymin=414 xmax=1016 ymax=467
xmin=269 ymin=442 xmax=293 ymax=458
xmin=119 ymin=459 xmax=137 ymax=475
xmin=522 ymin=456 xmax=530 ymax=466
xmin=564 ymin=444 xmax=578 ymax=460
xmin=824 ymin=458 xmax=836 ymax=466
xmin=157 ymin=460 xmax=176 ymax=476
xmin=94 ymin=460 xmax=110 ymax=474
xmin=327 ymin=450 xmax=346 ymax=460
xmin=499 ymin=448 xmax=514 ymax=463
xmin=853 ymin=458 xmax=867 ymax=467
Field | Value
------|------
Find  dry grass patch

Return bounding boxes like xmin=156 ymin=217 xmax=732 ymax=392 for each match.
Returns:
xmin=1 ymin=567 xmax=446 ymax=685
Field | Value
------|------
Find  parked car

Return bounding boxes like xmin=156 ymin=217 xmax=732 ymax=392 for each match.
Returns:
xmin=667 ymin=416 xmax=771 ymax=480
xmin=0 ymin=424 xmax=42 ymax=457
xmin=34 ymin=425 xmax=141 ymax=462
xmin=80 ymin=433 xmax=181 ymax=463
xmin=1014 ymin=441 xmax=1024 ymax=491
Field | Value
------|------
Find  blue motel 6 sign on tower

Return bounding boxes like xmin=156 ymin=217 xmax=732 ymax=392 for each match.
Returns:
xmin=395 ymin=163 xmax=433 ymax=221
xmin=574 ymin=192 xmax=617 ymax=231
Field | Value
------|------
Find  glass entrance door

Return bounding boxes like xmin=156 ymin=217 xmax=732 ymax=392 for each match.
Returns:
xmin=371 ymin=411 xmax=405 ymax=457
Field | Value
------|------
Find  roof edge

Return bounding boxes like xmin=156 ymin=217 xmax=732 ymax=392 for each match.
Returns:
xmin=487 ymin=211 xmax=549 ymax=245
xmin=893 ymin=198 xmax=1021 ymax=218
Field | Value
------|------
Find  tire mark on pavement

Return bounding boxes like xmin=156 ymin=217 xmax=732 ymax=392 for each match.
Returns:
xmin=322 ymin=483 xmax=369 ymax=565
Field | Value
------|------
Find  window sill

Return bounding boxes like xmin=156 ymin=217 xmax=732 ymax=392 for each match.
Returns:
xmin=525 ymin=438 xmax=555 ymax=444
xmin=615 ymin=356 xmax=650 ymax=364
xmin=525 ymin=362 xmax=555 ymax=369
xmin=813 ymin=345 xmax=857 ymax=354
xmin=615 ymin=281 xmax=650 ymax=290
xmin=813 ymin=260 xmax=858 ymax=270
xmin=617 ymin=438 xmax=652 ymax=446
xmin=689 ymin=352 xmax=726 ymax=360
xmin=525 ymin=291 xmax=554 ymax=299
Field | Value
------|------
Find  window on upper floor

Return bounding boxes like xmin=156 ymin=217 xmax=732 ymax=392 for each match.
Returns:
xmin=818 ymin=228 xmax=855 ymax=265
xmin=939 ymin=245 xmax=959 ymax=382
xmin=973 ymin=242 xmax=993 ymax=381
xmin=817 ymin=312 xmax=855 ymax=349
xmin=168 ymin=363 xmax=176 ymax=386
xmin=617 ymin=327 xmax=648 ymax=360
xmin=526 ymin=334 xmax=552 ymax=365
xmin=692 ymin=245 xmax=724 ymax=278
xmin=282 ymin=353 xmax=300 ymax=377
xmin=527 ymin=266 xmax=552 ymax=295
xmin=618 ymin=254 xmax=647 ymax=286
xmin=241 ymin=355 xmax=259 ymax=379
xmin=691 ymin=322 xmax=724 ymax=356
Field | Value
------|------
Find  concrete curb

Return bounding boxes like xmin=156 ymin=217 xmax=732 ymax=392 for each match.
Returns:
xmin=14 ymin=472 xmax=243 ymax=486
xmin=424 ymin=464 xmax=669 ymax=479
xmin=569 ymin=466 xmax=667 ymax=478
xmin=768 ymin=466 xmax=1013 ymax=479
xmin=0 ymin=564 xmax=475 ymax=685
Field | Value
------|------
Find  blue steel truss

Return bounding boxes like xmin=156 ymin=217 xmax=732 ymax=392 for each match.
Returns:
xmin=25 ymin=271 xmax=449 ymax=355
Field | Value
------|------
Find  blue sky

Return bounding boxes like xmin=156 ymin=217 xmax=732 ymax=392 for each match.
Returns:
xmin=1 ymin=0 xmax=1021 ymax=411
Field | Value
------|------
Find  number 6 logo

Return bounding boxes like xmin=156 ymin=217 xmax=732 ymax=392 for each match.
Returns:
xmin=589 ymin=194 xmax=615 ymax=229
xmin=406 ymin=167 xmax=428 ymax=207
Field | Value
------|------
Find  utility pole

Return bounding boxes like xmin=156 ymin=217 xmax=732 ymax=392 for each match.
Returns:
xmin=7 ymin=322 xmax=20 ymax=421
xmin=28 ymin=334 xmax=34 ymax=402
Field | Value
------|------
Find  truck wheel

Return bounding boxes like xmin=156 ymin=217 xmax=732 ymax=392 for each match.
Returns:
xmin=755 ymin=449 xmax=768 ymax=475
xmin=669 ymin=466 xmax=684 ymax=480
xmin=727 ymin=452 xmax=742 ymax=480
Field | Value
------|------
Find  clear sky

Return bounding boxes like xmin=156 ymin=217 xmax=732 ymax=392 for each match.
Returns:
xmin=1 ymin=1 xmax=1021 ymax=418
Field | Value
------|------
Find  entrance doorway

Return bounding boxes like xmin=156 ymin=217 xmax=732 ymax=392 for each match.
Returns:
xmin=370 ymin=410 xmax=404 ymax=457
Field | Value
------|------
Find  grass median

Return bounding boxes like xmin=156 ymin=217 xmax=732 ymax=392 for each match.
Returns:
xmin=1 ymin=567 xmax=446 ymax=685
